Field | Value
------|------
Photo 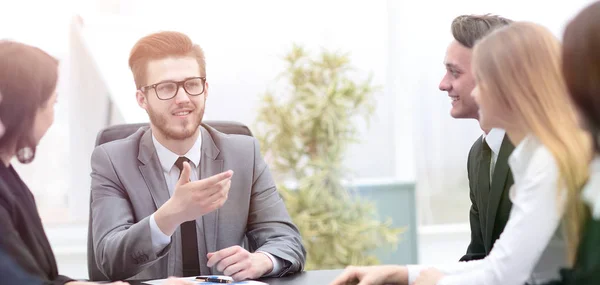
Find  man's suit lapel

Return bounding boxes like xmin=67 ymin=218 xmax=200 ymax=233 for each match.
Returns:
xmin=199 ymin=125 xmax=224 ymax=273
xmin=137 ymin=128 xmax=177 ymax=276
xmin=138 ymin=129 xmax=171 ymax=209
xmin=476 ymin=139 xmax=490 ymax=229
xmin=484 ymin=135 xmax=515 ymax=246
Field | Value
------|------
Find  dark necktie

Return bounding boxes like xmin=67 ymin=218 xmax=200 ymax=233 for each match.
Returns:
xmin=175 ymin=157 xmax=201 ymax=277
xmin=479 ymin=140 xmax=492 ymax=191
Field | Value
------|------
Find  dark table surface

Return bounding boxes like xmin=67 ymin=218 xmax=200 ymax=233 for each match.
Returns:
xmin=259 ymin=269 xmax=343 ymax=285
xmin=130 ymin=269 xmax=344 ymax=285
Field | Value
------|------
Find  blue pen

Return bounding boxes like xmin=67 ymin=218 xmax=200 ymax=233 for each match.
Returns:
xmin=196 ymin=276 xmax=232 ymax=283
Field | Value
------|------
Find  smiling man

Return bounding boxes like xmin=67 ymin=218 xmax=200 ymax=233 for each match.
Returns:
xmin=438 ymin=14 xmax=515 ymax=262
xmin=89 ymin=31 xmax=305 ymax=281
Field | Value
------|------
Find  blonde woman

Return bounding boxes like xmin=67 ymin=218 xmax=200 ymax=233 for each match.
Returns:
xmin=329 ymin=22 xmax=592 ymax=285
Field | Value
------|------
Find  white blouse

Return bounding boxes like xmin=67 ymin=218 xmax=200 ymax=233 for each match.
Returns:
xmin=408 ymin=135 xmax=567 ymax=285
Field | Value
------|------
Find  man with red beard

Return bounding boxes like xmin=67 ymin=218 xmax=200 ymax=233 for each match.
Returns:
xmin=89 ymin=31 xmax=305 ymax=282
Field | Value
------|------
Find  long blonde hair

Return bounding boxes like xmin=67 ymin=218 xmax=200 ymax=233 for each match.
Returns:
xmin=473 ymin=22 xmax=592 ymax=265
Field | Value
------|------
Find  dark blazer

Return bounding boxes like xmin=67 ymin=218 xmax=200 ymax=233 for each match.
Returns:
xmin=554 ymin=215 xmax=600 ymax=284
xmin=460 ymin=134 xmax=515 ymax=261
xmin=0 ymin=163 xmax=73 ymax=284
xmin=546 ymin=157 xmax=600 ymax=285
xmin=0 ymin=247 xmax=44 ymax=285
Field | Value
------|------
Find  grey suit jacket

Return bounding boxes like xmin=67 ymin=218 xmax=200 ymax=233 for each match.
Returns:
xmin=90 ymin=124 xmax=306 ymax=280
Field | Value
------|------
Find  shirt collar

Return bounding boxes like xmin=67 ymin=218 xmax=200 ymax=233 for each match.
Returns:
xmin=483 ymin=128 xmax=506 ymax=155
xmin=151 ymin=132 xmax=202 ymax=173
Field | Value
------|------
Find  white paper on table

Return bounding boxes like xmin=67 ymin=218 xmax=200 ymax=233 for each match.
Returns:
xmin=142 ymin=276 xmax=268 ymax=285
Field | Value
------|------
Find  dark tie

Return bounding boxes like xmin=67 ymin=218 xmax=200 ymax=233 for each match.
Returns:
xmin=175 ymin=157 xmax=201 ymax=277
xmin=479 ymin=140 xmax=492 ymax=191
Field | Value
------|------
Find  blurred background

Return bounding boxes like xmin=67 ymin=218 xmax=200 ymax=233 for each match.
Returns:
xmin=0 ymin=0 xmax=595 ymax=279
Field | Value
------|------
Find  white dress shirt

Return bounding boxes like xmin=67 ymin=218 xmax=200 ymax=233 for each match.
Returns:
xmin=148 ymin=133 xmax=282 ymax=276
xmin=484 ymin=128 xmax=506 ymax=182
xmin=408 ymin=135 xmax=567 ymax=285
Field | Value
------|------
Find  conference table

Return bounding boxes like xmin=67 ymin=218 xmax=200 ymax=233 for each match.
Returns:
xmin=132 ymin=269 xmax=345 ymax=285
xmin=259 ymin=269 xmax=343 ymax=285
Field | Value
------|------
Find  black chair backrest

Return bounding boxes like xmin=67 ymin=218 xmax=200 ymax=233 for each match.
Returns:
xmin=94 ymin=121 xmax=253 ymax=147
xmin=87 ymin=121 xmax=253 ymax=281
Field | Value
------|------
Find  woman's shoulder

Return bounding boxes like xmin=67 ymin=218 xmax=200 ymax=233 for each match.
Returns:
xmin=510 ymin=136 xmax=559 ymax=180
xmin=0 ymin=177 xmax=17 ymax=212
xmin=0 ymin=166 xmax=22 ymax=199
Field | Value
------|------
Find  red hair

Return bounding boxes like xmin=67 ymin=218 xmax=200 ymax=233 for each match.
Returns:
xmin=128 ymin=31 xmax=206 ymax=89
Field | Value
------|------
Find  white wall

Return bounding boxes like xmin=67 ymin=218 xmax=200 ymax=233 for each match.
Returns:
xmin=0 ymin=0 xmax=101 ymax=224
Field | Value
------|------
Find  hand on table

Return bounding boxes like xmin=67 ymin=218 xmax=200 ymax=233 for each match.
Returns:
xmin=207 ymin=246 xmax=273 ymax=281
xmin=329 ymin=265 xmax=408 ymax=285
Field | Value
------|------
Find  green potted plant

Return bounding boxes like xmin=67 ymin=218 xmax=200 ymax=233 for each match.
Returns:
xmin=255 ymin=45 xmax=402 ymax=270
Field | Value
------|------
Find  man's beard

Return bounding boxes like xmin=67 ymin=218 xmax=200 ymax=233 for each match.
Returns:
xmin=147 ymin=104 xmax=204 ymax=140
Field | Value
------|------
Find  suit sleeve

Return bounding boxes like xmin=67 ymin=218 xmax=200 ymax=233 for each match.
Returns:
xmin=90 ymin=146 xmax=171 ymax=280
xmin=460 ymin=141 xmax=487 ymax=262
xmin=0 ymin=197 xmax=73 ymax=284
xmin=244 ymin=138 xmax=306 ymax=276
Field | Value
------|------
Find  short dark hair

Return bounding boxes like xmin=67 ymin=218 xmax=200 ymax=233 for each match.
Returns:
xmin=451 ymin=14 xmax=513 ymax=48
xmin=0 ymin=40 xmax=58 ymax=163
xmin=562 ymin=1 xmax=600 ymax=153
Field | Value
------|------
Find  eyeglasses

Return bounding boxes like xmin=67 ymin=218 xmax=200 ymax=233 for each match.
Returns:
xmin=140 ymin=77 xmax=206 ymax=100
